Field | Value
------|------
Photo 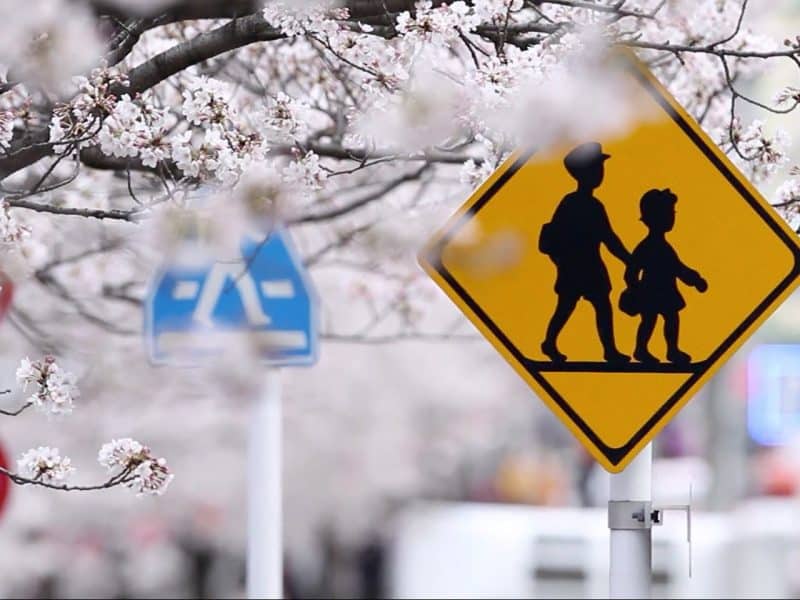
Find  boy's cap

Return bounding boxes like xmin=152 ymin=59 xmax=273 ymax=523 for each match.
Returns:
xmin=564 ymin=142 xmax=610 ymax=174
xmin=640 ymin=188 xmax=677 ymax=217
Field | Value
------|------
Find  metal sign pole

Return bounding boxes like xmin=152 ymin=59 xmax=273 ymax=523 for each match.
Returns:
xmin=609 ymin=443 xmax=652 ymax=599
xmin=248 ymin=369 xmax=283 ymax=599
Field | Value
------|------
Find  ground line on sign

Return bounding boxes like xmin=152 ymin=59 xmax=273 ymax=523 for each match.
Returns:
xmin=524 ymin=360 xmax=707 ymax=374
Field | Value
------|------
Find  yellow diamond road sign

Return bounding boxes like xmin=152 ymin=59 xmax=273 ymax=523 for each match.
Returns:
xmin=419 ymin=53 xmax=800 ymax=473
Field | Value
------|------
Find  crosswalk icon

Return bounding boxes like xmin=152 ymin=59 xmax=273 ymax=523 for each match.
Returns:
xmin=145 ymin=229 xmax=318 ymax=366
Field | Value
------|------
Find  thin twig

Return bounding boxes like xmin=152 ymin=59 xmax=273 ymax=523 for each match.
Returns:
xmin=0 ymin=466 xmax=138 ymax=492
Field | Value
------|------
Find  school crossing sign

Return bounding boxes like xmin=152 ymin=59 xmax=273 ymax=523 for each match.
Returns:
xmin=419 ymin=52 xmax=800 ymax=472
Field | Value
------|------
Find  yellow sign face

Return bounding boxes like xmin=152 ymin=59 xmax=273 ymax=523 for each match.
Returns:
xmin=419 ymin=53 xmax=800 ymax=472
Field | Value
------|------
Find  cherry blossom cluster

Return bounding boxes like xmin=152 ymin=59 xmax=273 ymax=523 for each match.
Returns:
xmin=725 ymin=119 xmax=791 ymax=183
xmin=396 ymin=1 xmax=478 ymax=46
xmin=322 ymin=26 xmax=410 ymax=97
xmin=28 ymin=0 xmax=796 ymax=207
xmin=181 ymin=77 xmax=234 ymax=127
xmin=282 ymin=151 xmax=327 ymax=193
xmin=262 ymin=0 xmax=348 ymax=37
xmin=0 ymin=0 xmax=103 ymax=89
xmin=16 ymin=355 xmax=79 ymax=416
xmin=14 ymin=439 xmax=173 ymax=496
xmin=776 ymin=178 xmax=800 ymax=211
xmin=91 ymin=72 xmax=327 ymax=198
xmin=98 ymin=94 xmax=172 ymax=168
xmin=0 ymin=202 xmax=31 ymax=243
xmin=49 ymin=66 xmax=129 ymax=149
xmin=10 ymin=356 xmax=173 ymax=495
xmin=98 ymin=438 xmax=174 ymax=496
xmin=775 ymin=86 xmax=800 ymax=108
xmin=473 ymin=0 xmax=524 ymax=24
xmin=460 ymin=157 xmax=496 ymax=189
xmin=620 ymin=2 xmax=792 ymax=192
xmin=0 ymin=111 xmax=14 ymax=150
xmin=774 ymin=165 xmax=800 ymax=219
xmin=16 ymin=446 xmax=74 ymax=484
xmin=171 ymin=128 xmax=247 ymax=184
xmin=261 ymin=92 xmax=311 ymax=144
xmin=170 ymin=76 xmax=267 ymax=184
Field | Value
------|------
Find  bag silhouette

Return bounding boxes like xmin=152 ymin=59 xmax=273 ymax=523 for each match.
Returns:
xmin=539 ymin=221 xmax=563 ymax=259
xmin=618 ymin=285 xmax=641 ymax=316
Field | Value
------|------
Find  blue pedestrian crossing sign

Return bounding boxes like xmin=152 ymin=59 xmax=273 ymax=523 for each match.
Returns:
xmin=145 ymin=229 xmax=318 ymax=366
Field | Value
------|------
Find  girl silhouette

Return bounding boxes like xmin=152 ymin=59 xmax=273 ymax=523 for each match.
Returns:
xmin=622 ymin=188 xmax=707 ymax=365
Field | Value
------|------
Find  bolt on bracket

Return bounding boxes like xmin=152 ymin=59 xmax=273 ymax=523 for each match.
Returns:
xmin=608 ymin=500 xmax=655 ymax=530
xmin=608 ymin=489 xmax=693 ymax=578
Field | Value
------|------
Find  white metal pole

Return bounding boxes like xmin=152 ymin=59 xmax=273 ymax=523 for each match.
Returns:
xmin=248 ymin=369 xmax=283 ymax=599
xmin=609 ymin=444 xmax=652 ymax=599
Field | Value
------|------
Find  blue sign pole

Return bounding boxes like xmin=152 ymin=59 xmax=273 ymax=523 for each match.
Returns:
xmin=248 ymin=369 xmax=283 ymax=599
xmin=145 ymin=228 xmax=318 ymax=599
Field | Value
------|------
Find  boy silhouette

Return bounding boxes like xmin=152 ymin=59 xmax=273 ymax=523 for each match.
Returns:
xmin=624 ymin=188 xmax=707 ymax=365
xmin=540 ymin=142 xmax=631 ymax=364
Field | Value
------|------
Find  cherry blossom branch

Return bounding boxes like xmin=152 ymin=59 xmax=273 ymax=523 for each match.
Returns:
xmin=477 ymin=21 xmax=562 ymax=40
xmin=6 ymin=199 xmax=143 ymax=221
xmin=0 ymin=465 xmax=137 ymax=492
xmin=345 ymin=0 xmax=441 ymax=19
xmin=35 ymin=271 xmax=139 ymax=334
xmin=718 ymin=55 xmax=799 ymax=117
xmin=290 ymin=164 xmax=430 ymax=224
xmin=35 ymin=241 xmax=124 ymax=277
xmin=0 ymin=402 xmax=33 ymax=417
xmin=532 ymin=0 xmax=659 ymax=20
xmin=341 ymin=0 xmax=651 ymax=27
xmin=79 ymin=146 xmax=176 ymax=173
xmin=26 ymin=148 xmax=79 ymax=198
xmin=1 ymin=119 xmax=101 ymax=160
xmin=101 ymin=283 xmax=142 ymax=306
xmin=0 ymin=121 xmax=103 ymax=181
xmin=710 ymin=0 xmax=749 ymax=49
xmin=105 ymin=17 xmax=157 ymax=67
xmin=89 ymin=0 xmax=260 ymax=23
xmin=279 ymin=141 xmax=481 ymax=166
xmin=304 ymin=222 xmax=379 ymax=266
xmin=4 ymin=359 xmax=173 ymax=495
xmin=124 ymin=13 xmax=284 ymax=96
xmin=0 ymin=390 xmax=33 ymax=417
xmin=0 ymin=12 xmax=285 ymax=181
xmin=620 ymin=39 xmax=800 ymax=62
xmin=7 ymin=309 xmax=60 ymax=354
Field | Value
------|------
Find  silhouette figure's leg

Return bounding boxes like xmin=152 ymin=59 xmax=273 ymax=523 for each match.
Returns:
xmin=634 ymin=313 xmax=659 ymax=364
xmin=592 ymin=295 xmax=630 ymax=363
xmin=665 ymin=312 xmax=691 ymax=364
xmin=542 ymin=294 xmax=578 ymax=362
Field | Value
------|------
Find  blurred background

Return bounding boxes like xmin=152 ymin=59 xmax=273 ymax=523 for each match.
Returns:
xmin=1 ymin=2 xmax=800 ymax=599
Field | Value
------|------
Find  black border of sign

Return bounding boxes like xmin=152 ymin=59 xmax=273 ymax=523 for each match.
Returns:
xmin=423 ymin=62 xmax=800 ymax=467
